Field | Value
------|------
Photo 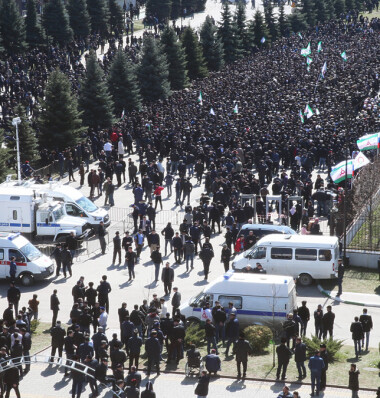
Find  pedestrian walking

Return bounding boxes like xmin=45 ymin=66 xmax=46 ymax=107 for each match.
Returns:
xmin=184 ymin=239 xmax=195 ymax=271
xmin=161 ymin=223 xmax=174 ymax=256
xmin=199 ymin=244 xmax=214 ymax=281
xmin=50 ymin=289 xmax=60 ymax=328
xmin=150 ymin=246 xmax=163 ymax=282
xmin=233 ymin=332 xmax=253 ymax=379
xmin=294 ymin=337 xmax=307 ymax=380
xmin=308 ymin=350 xmax=325 ymax=396
xmin=61 ymin=245 xmax=73 ymax=278
xmin=350 ymin=316 xmax=364 ymax=359
xmin=276 ymin=337 xmax=293 ymax=380
xmin=161 ymin=262 xmax=174 ymax=296
xmin=4 ymin=365 xmax=21 ymax=398
xmin=171 ymin=287 xmax=181 ymax=317
xmin=205 ymin=319 xmax=218 ymax=355
xmin=125 ymin=246 xmax=137 ymax=281
xmin=220 ymin=244 xmax=231 ymax=272
xmin=28 ymin=294 xmax=39 ymax=321
xmin=98 ymin=221 xmax=107 ymax=255
xmin=153 ymin=184 xmax=164 ymax=210
xmin=172 ymin=232 xmax=183 ymax=264
xmin=50 ymin=321 xmax=66 ymax=361
xmin=51 ymin=243 xmax=62 ymax=276
xmin=7 ymin=282 xmax=21 ymax=317
xmin=194 ymin=370 xmax=210 ymax=398
xmin=348 ymin=364 xmax=360 ymax=398
xmin=359 ymin=308 xmax=373 ymax=351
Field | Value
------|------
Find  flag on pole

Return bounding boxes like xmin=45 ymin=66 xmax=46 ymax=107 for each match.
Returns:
xmin=317 ymin=41 xmax=322 ymax=53
xmin=330 ymin=160 xmax=354 ymax=183
xmin=210 ymin=108 xmax=215 ymax=116
xmin=299 ymin=110 xmax=304 ymax=124
xmin=340 ymin=51 xmax=347 ymax=61
xmin=298 ymin=32 xmax=303 ymax=39
xmin=356 ymin=132 xmax=379 ymax=151
xmin=315 ymin=108 xmax=320 ymax=115
xmin=233 ymin=104 xmax=238 ymax=114
xmin=306 ymin=57 xmax=313 ymax=65
xmin=301 ymin=43 xmax=311 ymax=57
xmin=261 ymin=37 xmax=266 ymax=44
xmin=198 ymin=91 xmax=203 ymax=105
xmin=121 ymin=109 xmax=125 ymax=120
xmin=321 ymin=61 xmax=327 ymax=79
xmin=304 ymin=104 xmax=314 ymax=119
xmin=353 ymin=151 xmax=370 ymax=173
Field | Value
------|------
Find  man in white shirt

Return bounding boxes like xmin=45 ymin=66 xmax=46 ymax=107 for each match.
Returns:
xmin=103 ymin=141 xmax=113 ymax=158
xmin=159 ymin=298 xmax=168 ymax=319
xmin=98 ymin=307 xmax=108 ymax=330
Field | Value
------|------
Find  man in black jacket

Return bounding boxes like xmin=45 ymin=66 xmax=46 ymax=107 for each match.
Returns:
xmin=233 ymin=332 xmax=253 ymax=379
xmin=199 ymin=245 xmax=214 ymax=281
xmin=319 ymin=343 xmax=329 ymax=391
xmin=7 ymin=283 xmax=21 ymax=317
xmin=50 ymin=289 xmax=60 ymax=328
xmin=161 ymin=262 xmax=174 ymax=296
xmin=20 ymin=328 xmax=32 ymax=375
xmin=112 ymin=231 xmax=122 ymax=265
xmin=64 ymin=330 xmax=75 ymax=376
xmin=322 ymin=305 xmax=335 ymax=339
xmin=97 ymin=275 xmax=111 ymax=313
xmin=220 ymin=244 xmax=231 ymax=272
xmin=50 ymin=321 xmax=66 ymax=361
xmin=359 ymin=308 xmax=373 ymax=351
xmin=314 ymin=304 xmax=323 ymax=340
xmin=171 ymin=287 xmax=181 ymax=318
xmin=294 ymin=337 xmax=307 ymax=379
xmin=212 ymin=302 xmax=226 ymax=345
xmin=297 ymin=301 xmax=310 ymax=337
xmin=98 ymin=221 xmax=107 ymax=255
xmin=336 ymin=258 xmax=344 ymax=296
xmin=205 ymin=319 xmax=218 ymax=355
xmin=276 ymin=338 xmax=293 ymax=380
xmin=61 ymin=245 xmax=72 ymax=278
xmin=350 ymin=316 xmax=364 ymax=359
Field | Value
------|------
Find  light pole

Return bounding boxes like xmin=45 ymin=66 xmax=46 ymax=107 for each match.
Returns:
xmin=12 ymin=117 xmax=22 ymax=183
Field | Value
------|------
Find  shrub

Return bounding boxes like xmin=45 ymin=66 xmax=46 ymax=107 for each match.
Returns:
xmin=243 ymin=325 xmax=272 ymax=353
xmin=30 ymin=319 xmax=39 ymax=334
xmin=185 ymin=323 xmax=206 ymax=348
xmin=304 ymin=335 xmax=344 ymax=363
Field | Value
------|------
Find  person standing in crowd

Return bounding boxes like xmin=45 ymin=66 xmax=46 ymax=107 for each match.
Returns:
xmin=150 ymin=246 xmax=163 ymax=283
xmin=171 ymin=287 xmax=181 ymax=317
xmin=141 ymin=381 xmax=156 ymax=398
xmin=71 ymin=355 xmax=86 ymax=398
xmin=314 ymin=304 xmax=323 ymax=340
xmin=61 ymin=245 xmax=73 ymax=278
xmin=298 ymin=301 xmax=310 ymax=337
xmin=194 ymin=370 xmax=210 ymax=398
xmin=3 ymin=364 xmax=21 ymax=398
xmin=322 ymin=305 xmax=335 ymax=339
xmin=97 ymin=275 xmax=111 ymax=314
xmin=225 ymin=313 xmax=239 ymax=357
xmin=125 ymin=246 xmax=137 ymax=281
xmin=172 ymin=232 xmax=183 ymax=264
xmin=294 ymin=337 xmax=307 ymax=380
xmin=145 ymin=330 xmax=160 ymax=376
xmin=359 ymin=308 xmax=373 ymax=351
xmin=319 ymin=343 xmax=329 ymax=391
xmin=348 ymin=364 xmax=360 ymax=398
xmin=350 ymin=316 xmax=364 ymax=360
xmin=51 ymin=243 xmax=62 ymax=277
xmin=161 ymin=262 xmax=174 ymax=296
xmin=9 ymin=256 xmax=17 ymax=283
xmin=50 ymin=321 xmax=66 ymax=361
xmin=7 ymin=282 xmax=21 ymax=317
xmin=233 ymin=332 xmax=253 ymax=379
xmin=199 ymin=244 xmax=214 ymax=281
xmin=337 ymin=258 xmax=344 ymax=297
xmin=276 ymin=337 xmax=293 ymax=381
xmin=308 ymin=350 xmax=325 ymax=397
xmin=112 ymin=231 xmax=122 ymax=265
xmin=220 ymin=244 xmax=231 ymax=272
xmin=98 ymin=221 xmax=107 ymax=255
xmin=161 ymin=222 xmax=174 ymax=257
xmin=28 ymin=294 xmax=39 ymax=321
xmin=50 ymin=289 xmax=60 ymax=328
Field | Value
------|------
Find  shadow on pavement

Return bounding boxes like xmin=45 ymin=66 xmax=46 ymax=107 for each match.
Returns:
xmin=226 ymin=380 xmax=247 ymax=391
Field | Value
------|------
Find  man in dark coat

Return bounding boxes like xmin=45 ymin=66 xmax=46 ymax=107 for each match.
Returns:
xmin=350 ymin=316 xmax=364 ymax=359
xmin=145 ymin=330 xmax=161 ymax=376
xmin=128 ymin=330 xmax=143 ymax=370
xmin=194 ymin=370 xmax=210 ymax=397
xmin=322 ymin=305 xmax=335 ymax=339
xmin=294 ymin=337 xmax=307 ymax=379
xmin=233 ymin=332 xmax=253 ymax=379
xmin=7 ymin=283 xmax=21 ymax=317
xmin=276 ymin=337 xmax=293 ymax=380
xmin=50 ymin=321 xmax=66 ymax=361
xmin=220 ymin=244 xmax=231 ymax=272
xmin=161 ymin=262 xmax=174 ymax=296
xmin=359 ymin=308 xmax=373 ymax=351
xmin=171 ymin=287 xmax=181 ymax=318
xmin=199 ymin=245 xmax=214 ymax=280
xmin=314 ymin=304 xmax=323 ymax=340
xmin=225 ymin=313 xmax=239 ymax=356
xmin=297 ymin=301 xmax=310 ymax=337
xmin=50 ymin=289 xmax=60 ymax=328
xmin=319 ymin=343 xmax=329 ymax=391
xmin=336 ymin=258 xmax=344 ymax=296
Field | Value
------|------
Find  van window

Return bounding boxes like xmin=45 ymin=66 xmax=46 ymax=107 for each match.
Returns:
xmin=9 ymin=249 xmax=25 ymax=263
xmin=0 ymin=249 xmax=3 ymax=260
xmin=271 ymin=247 xmax=292 ymax=260
xmin=334 ymin=245 xmax=339 ymax=260
xmin=295 ymin=248 xmax=317 ymax=261
xmin=319 ymin=250 xmax=332 ymax=261
xmin=247 ymin=246 xmax=266 ymax=259
xmin=12 ymin=210 xmax=17 ymax=220
xmin=218 ymin=295 xmax=242 ymax=310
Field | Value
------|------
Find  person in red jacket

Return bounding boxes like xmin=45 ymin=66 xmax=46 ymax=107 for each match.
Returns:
xmin=153 ymin=184 xmax=164 ymax=210
xmin=234 ymin=235 xmax=244 ymax=254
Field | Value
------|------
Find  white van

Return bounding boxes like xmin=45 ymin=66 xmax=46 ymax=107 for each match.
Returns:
xmin=0 ymin=232 xmax=54 ymax=286
xmin=238 ymin=224 xmax=297 ymax=240
xmin=179 ymin=271 xmax=296 ymax=330
xmin=232 ymin=234 xmax=339 ymax=286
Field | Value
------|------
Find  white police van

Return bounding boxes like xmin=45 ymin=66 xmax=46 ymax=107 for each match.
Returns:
xmin=179 ymin=271 xmax=296 ymax=330
xmin=0 ymin=232 xmax=54 ymax=286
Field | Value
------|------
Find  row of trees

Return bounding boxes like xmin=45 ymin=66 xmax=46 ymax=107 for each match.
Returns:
xmin=146 ymin=0 xmax=207 ymax=21
xmin=0 ymin=0 xmax=125 ymax=52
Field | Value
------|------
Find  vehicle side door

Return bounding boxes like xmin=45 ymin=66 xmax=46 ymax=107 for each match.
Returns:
xmin=269 ymin=247 xmax=293 ymax=275
xmin=0 ymin=249 xmax=6 ymax=278
xmin=9 ymin=248 xmax=27 ymax=276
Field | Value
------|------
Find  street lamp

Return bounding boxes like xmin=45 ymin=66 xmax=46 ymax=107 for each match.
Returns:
xmin=12 ymin=117 xmax=22 ymax=183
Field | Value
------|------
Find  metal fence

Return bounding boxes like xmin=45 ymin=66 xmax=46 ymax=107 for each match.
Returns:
xmin=347 ymin=214 xmax=380 ymax=252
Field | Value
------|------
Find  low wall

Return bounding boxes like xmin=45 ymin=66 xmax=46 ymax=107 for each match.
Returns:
xmin=346 ymin=249 xmax=380 ymax=269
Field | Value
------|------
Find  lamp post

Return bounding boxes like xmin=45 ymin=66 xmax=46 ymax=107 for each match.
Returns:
xmin=12 ymin=117 xmax=22 ymax=183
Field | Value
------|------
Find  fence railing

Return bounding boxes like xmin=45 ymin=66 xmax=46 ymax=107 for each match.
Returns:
xmin=348 ymin=214 xmax=380 ymax=252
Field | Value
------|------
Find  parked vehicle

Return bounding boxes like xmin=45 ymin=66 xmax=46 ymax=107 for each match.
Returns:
xmin=237 ymin=223 xmax=297 ymax=240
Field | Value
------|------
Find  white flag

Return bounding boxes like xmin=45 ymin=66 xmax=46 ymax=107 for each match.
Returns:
xmin=353 ymin=151 xmax=370 ymax=171
xmin=210 ymin=108 xmax=215 ymax=116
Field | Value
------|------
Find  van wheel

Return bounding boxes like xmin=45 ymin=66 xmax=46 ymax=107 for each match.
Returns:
xmin=298 ymin=273 xmax=313 ymax=286
xmin=20 ymin=274 xmax=34 ymax=287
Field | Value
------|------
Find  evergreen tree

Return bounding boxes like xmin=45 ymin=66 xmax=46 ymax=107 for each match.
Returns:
xmin=39 ymin=70 xmax=84 ymax=150
xmin=345 ymin=0 xmax=354 ymax=12
xmin=278 ymin=2 xmax=290 ymax=37
xmin=86 ymin=0 xmax=110 ymax=37
xmin=108 ymin=49 xmax=141 ymax=114
xmin=12 ymin=105 xmax=38 ymax=164
xmin=264 ymin=1 xmax=279 ymax=43
xmin=25 ymin=0 xmax=45 ymax=48
xmin=146 ymin=0 xmax=172 ymax=21
xmin=326 ymin=0 xmax=336 ymax=20
xmin=109 ymin=0 xmax=124 ymax=36
xmin=67 ymin=0 xmax=91 ymax=38
xmin=79 ymin=50 xmax=114 ymax=131
xmin=0 ymin=130 xmax=11 ymax=182
xmin=160 ymin=26 xmax=189 ymax=90
xmin=287 ymin=11 xmax=308 ymax=33
xmin=334 ymin=0 xmax=346 ymax=16
xmin=200 ymin=16 xmax=224 ymax=71
xmin=181 ymin=27 xmax=208 ymax=80
xmin=234 ymin=1 xmax=249 ymax=55
xmin=171 ymin=0 xmax=181 ymax=19
xmin=218 ymin=3 xmax=240 ymax=63
xmin=138 ymin=36 xmax=171 ymax=102
xmin=302 ymin=0 xmax=316 ymax=26
xmin=354 ymin=0 xmax=363 ymax=11
xmin=43 ymin=0 xmax=73 ymax=45
xmin=0 ymin=0 xmax=26 ymax=54
xmin=316 ymin=0 xmax=328 ymax=23
xmin=250 ymin=10 xmax=269 ymax=47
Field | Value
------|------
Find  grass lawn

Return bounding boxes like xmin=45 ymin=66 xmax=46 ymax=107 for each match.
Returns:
xmin=157 ymin=342 xmax=379 ymax=389
xmin=319 ymin=266 xmax=380 ymax=295
xmin=361 ymin=10 xmax=380 ymax=19
xmin=133 ymin=20 xmax=144 ymax=31
xmin=30 ymin=321 xmax=52 ymax=354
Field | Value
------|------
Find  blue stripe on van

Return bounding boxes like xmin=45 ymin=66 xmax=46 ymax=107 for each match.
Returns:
xmin=193 ymin=307 xmax=287 ymax=317
xmin=22 ymin=224 xmax=31 ymax=227
xmin=9 ymin=223 xmax=21 ymax=227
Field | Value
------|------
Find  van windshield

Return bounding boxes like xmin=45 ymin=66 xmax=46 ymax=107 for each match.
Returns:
xmin=53 ymin=207 xmax=64 ymax=221
xmin=76 ymin=197 xmax=97 ymax=213
xmin=20 ymin=243 xmax=42 ymax=261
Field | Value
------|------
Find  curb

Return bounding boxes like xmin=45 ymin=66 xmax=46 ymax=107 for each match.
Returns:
xmin=317 ymin=284 xmax=380 ymax=308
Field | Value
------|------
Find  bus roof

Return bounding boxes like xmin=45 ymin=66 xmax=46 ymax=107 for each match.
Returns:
xmin=256 ymin=234 xmax=338 ymax=248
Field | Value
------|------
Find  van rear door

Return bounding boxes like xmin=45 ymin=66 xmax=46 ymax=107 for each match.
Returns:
xmin=0 ymin=249 xmax=6 ymax=278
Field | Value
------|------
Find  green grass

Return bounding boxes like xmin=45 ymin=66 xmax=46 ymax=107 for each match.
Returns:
xmin=320 ymin=266 xmax=380 ymax=294
xmin=30 ymin=321 xmax=52 ymax=354
xmin=134 ymin=21 xmax=144 ymax=31
xmin=361 ymin=10 xmax=380 ymax=19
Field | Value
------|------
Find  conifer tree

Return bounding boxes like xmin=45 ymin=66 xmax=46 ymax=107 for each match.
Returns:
xmin=67 ymin=0 xmax=91 ymax=38
xmin=43 ymin=0 xmax=73 ymax=45
xmin=79 ymin=50 xmax=114 ymax=130
xmin=287 ymin=11 xmax=308 ymax=33
xmin=160 ymin=26 xmax=189 ymax=90
xmin=264 ymin=1 xmax=279 ymax=43
xmin=109 ymin=0 xmax=124 ymax=36
xmin=39 ymin=70 xmax=84 ymax=150
xmin=218 ymin=2 xmax=240 ymax=63
xmin=146 ymin=0 xmax=172 ymax=21
xmin=12 ymin=105 xmax=38 ymax=164
xmin=0 ymin=0 xmax=26 ymax=54
xmin=25 ymin=0 xmax=45 ymax=48
xmin=334 ymin=0 xmax=346 ymax=16
xmin=250 ymin=10 xmax=269 ymax=47
xmin=234 ymin=1 xmax=249 ymax=56
xmin=181 ymin=27 xmax=208 ymax=80
xmin=345 ymin=0 xmax=354 ymax=12
xmin=278 ymin=2 xmax=290 ymax=37
xmin=0 ymin=130 xmax=11 ymax=182
xmin=316 ymin=0 xmax=328 ymax=23
xmin=200 ymin=16 xmax=224 ymax=71
xmin=138 ymin=36 xmax=171 ymax=102
xmin=86 ymin=0 xmax=110 ymax=37
xmin=326 ymin=0 xmax=336 ymax=19
xmin=108 ymin=49 xmax=141 ymax=114
xmin=302 ymin=0 xmax=316 ymax=26
xmin=171 ymin=0 xmax=181 ymax=19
